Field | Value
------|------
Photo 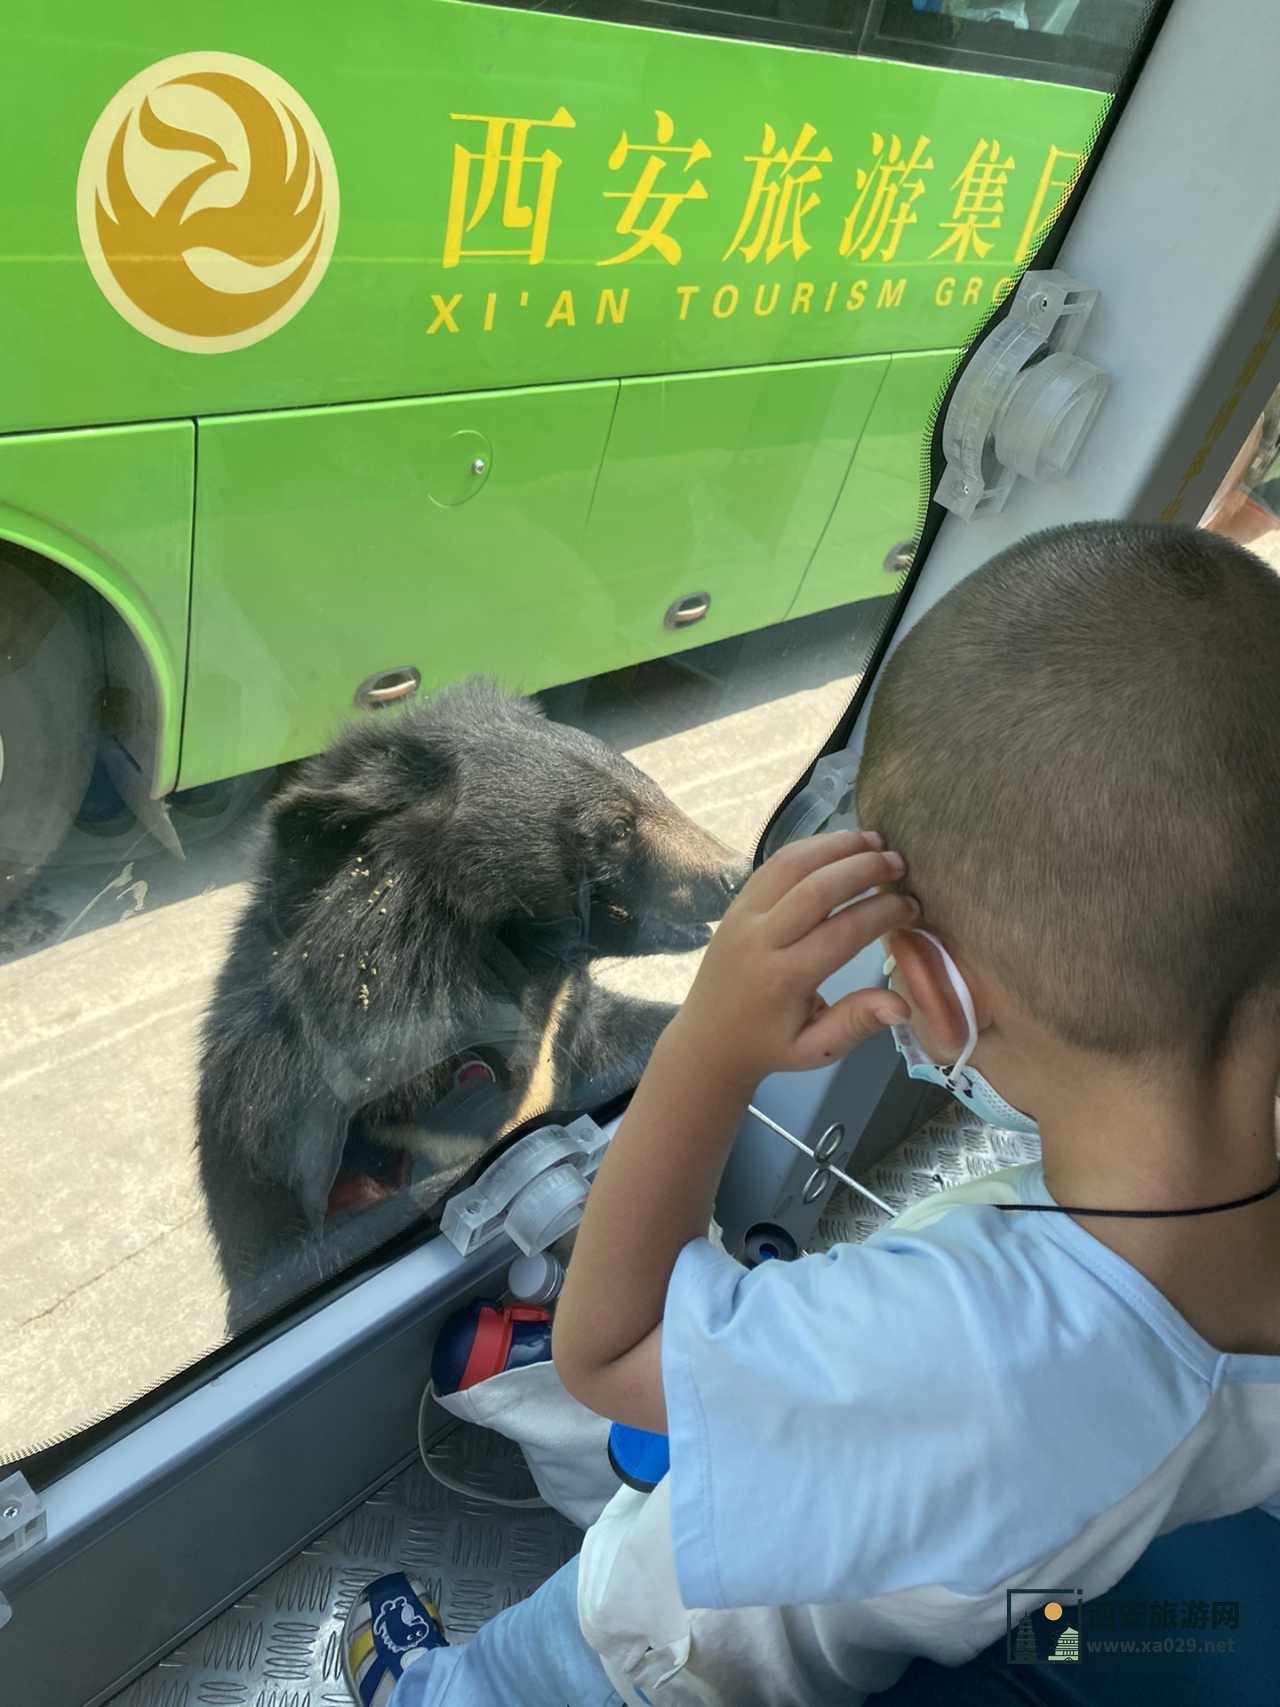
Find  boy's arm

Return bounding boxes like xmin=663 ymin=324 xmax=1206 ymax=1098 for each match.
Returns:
xmin=550 ymin=1021 xmax=755 ymax=1434
xmin=552 ymin=831 xmax=915 ymax=1431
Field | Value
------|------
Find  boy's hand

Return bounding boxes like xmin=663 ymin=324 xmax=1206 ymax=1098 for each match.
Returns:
xmin=556 ymin=830 xmax=916 ymax=1427
xmin=668 ymin=830 xmax=917 ymax=1089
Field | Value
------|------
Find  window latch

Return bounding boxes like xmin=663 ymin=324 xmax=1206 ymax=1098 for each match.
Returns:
xmin=936 ymin=269 xmax=1109 ymax=521
xmin=441 ymin=1114 xmax=607 ymax=1257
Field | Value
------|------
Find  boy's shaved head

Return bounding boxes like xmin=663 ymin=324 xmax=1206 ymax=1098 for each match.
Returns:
xmin=857 ymin=521 xmax=1280 ymax=1064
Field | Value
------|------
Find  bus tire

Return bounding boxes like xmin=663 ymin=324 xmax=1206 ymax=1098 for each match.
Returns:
xmin=0 ymin=551 xmax=101 ymax=908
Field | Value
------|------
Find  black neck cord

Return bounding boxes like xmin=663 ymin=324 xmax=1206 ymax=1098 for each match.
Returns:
xmin=995 ymin=1170 xmax=1280 ymax=1219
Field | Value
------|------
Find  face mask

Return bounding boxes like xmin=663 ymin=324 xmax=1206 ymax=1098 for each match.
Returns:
xmin=883 ymin=932 xmax=1280 ymax=1221
xmin=883 ymin=929 xmax=1040 ymax=1137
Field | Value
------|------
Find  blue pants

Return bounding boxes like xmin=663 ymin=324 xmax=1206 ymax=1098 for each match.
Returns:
xmin=880 ymin=1509 xmax=1278 ymax=1707
xmin=389 ymin=1556 xmax=625 ymax=1707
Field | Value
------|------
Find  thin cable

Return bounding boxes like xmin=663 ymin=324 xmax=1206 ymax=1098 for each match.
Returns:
xmin=417 ymin=1384 xmax=548 ymax=1510
xmin=995 ymin=1171 xmax=1280 ymax=1220
xmin=746 ymin=1104 xmax=894 ymax=1216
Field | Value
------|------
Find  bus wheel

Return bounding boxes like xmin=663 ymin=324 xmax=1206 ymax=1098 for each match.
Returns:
xmin=0 ymin=552 xmax=101 ymax=908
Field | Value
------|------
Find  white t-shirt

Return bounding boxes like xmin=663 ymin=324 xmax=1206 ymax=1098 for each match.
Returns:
xmin=577 ymin=1163 xmax=1280 ymax=1706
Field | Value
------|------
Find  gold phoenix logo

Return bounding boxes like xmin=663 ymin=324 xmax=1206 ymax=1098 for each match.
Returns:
xmin=77 ymin=52 xmax=339 ymax=354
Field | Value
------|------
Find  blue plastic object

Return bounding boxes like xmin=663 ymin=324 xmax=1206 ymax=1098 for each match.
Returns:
xmin=431 ymin=1300 xmax=554 ymax=1395
xmin=608 ymin=1423 xmax=671 ymax=1492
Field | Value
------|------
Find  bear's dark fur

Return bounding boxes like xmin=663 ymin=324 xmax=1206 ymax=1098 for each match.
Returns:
xmin=197 ymin=677 xmax=747 ymax=1329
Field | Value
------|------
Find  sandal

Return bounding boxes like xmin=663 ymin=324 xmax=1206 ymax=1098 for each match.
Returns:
xmin=342 ymin=1571 xmax=449 ymax=1706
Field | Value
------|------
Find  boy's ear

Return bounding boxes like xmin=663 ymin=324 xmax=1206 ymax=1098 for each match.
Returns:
xmin=889 ymin=929 xmax=974 ymax=1060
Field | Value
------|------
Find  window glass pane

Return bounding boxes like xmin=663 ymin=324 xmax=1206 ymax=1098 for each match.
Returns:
xmin=860 ymin=0 xmax=1155 ymax=87
xmin=479 ymin=0 xmax=869 ymax=54
xmin=0 ymin=0 xmax=1158 ymax=1465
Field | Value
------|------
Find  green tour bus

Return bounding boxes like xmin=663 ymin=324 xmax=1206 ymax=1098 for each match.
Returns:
xmin=2 ymin=0 xmax=1140 ymax=892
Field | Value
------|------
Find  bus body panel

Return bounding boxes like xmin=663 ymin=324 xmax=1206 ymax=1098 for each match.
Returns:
xmin=181 ymin=381 xmax=619 ymax=788
xmin=3 ymin=1 xmax=1107 ymax=433
xmin=581 ymin=354 xmax=890 ymax=650
xmin=789 ymin=346 xmax=959 ymax=620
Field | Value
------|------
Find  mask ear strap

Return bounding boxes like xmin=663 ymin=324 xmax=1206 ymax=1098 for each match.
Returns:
xmin=900 ymin=928 xmax=980 ymax=1083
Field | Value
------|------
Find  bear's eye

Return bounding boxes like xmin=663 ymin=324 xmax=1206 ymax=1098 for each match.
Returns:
xmin=607 ymin=818 xmax=632 ymax=846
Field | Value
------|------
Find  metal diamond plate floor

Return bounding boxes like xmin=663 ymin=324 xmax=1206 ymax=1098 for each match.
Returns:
xmin=113 ymin=1107 xmax=1036 ymax=1707
xmin=110 ymin=1425 xmax=581 ymax=1707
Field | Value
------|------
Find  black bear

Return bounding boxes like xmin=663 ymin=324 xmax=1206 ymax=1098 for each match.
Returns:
xmin=197 ymin=677 xmax=748 ymax=1329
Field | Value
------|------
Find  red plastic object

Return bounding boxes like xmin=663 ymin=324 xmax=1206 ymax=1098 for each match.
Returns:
xmin=458 ymin=1304 xmax=553 ymax=1391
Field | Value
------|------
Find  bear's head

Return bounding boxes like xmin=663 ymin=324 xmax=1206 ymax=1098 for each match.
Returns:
xmin=266 ymin=678 xmax=749 ymax=949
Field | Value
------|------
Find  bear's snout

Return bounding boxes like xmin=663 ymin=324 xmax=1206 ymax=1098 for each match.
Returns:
xmin=630 ymin=811 xmax=749 ymax=924
xmin=719 ymin=863 xmax=747 ymax=899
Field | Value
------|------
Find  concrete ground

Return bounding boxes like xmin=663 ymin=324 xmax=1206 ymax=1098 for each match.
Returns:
xmin=0 ymin=598 xmax=887 ymax=1462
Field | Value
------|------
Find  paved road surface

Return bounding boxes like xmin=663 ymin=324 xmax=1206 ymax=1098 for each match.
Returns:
xmin=0 ymin=600 xmax=884 ymax=1459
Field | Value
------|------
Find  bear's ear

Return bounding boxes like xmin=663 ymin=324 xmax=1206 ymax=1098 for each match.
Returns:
xmin=263 ymin=785 xmax=379 ymax=916
xmin=269 ymin=785 xmax=374 ymax=874
xmin=264 ymin=740 xmax=460 ymax=911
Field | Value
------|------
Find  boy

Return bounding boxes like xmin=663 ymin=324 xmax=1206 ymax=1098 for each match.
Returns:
xmin=344 ymin=520 xmax=1280 ymax=1707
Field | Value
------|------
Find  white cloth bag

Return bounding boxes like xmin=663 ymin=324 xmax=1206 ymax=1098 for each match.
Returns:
xmin=426 ymin=1220 xmax=729 ymax=1529
xmin=429 ymin=1358 xmax=623 ymax=1528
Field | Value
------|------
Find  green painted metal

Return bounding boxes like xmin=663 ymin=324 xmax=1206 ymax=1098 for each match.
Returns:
xmin=182 ymin=382 xmax=618 ymax=787
xmin=2 ymin=4 xmax=1110 ymax=793
xmin=0 ymin=424 xmax=193 ymax=794
xmin=790 ymin=347 xmax=959 ymax=619
xmin=584 ymin=355 xmax=890 ymax=652
xmin=185 ymin=355 xmax=900 ymax=789
xmin=5 ymin=3 xmax=1106 ymax=432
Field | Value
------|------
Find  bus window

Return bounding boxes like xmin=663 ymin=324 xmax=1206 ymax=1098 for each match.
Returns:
xmin=477 ymin=0 xmax=871 ymax=56
xmin=0 ymin=0 xmax=1160 ymax=1469
xmin=860 ymin=0 xmax=1155 ymax=88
